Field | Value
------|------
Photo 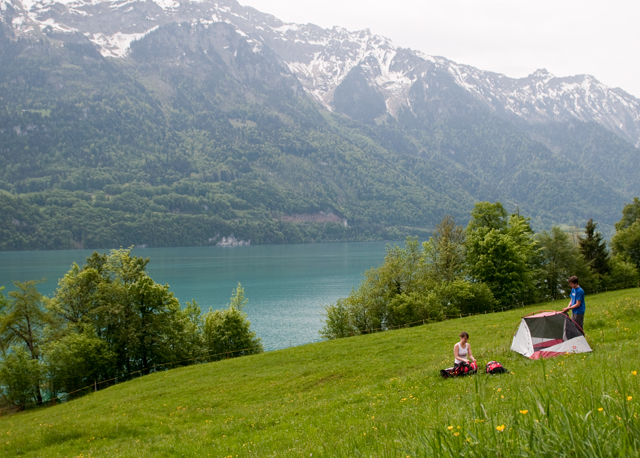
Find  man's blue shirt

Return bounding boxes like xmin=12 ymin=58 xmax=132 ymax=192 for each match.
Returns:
xmin=570 ymin=287 xmax=586 ymax=314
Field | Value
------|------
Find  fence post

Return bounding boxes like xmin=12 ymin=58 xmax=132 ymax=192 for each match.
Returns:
xmin=94 ymin=380 xmax=97 ymax=392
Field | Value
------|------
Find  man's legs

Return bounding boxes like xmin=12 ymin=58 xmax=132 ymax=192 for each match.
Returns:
xmin=572 ymin=313 xmax=584 ymax=330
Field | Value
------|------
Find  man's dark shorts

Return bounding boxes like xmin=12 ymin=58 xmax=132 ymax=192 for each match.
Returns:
xmin=572 ymin=313 xmax=584 ymax=330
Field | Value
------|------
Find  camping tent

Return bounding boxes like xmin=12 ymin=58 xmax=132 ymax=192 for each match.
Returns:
xmin=511 ymin=311 xmax=592 ymax=359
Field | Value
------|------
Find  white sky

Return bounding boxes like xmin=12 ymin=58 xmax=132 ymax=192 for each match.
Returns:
xmin=238 ymin=0 xmax=640 ymax=98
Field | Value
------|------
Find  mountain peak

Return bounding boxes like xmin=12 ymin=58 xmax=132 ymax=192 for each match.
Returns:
xmin=2 ymin=0 xmax=640 ymax=147
xmin=529 ymin=68 xmax=555 ymax=80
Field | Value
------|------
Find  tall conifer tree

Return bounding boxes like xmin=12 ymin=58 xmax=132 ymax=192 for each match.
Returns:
xmin=578 ymin=219 xmax=610 ymax=275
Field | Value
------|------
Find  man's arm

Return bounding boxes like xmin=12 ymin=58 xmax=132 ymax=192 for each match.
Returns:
xmin=563 ymin=300 xmax=581 ymax=313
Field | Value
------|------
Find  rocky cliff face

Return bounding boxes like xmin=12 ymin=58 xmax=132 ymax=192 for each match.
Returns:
xmin=3 ymin=0 xmax=639 ymax=147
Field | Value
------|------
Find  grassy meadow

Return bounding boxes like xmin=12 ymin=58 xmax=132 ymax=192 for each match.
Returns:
xmin=1 ymin=288 xmax=639 ymax=457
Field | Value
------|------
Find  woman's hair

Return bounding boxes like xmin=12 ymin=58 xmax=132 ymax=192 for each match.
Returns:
xmin=459 ymin=331 xmax=469 ymax=339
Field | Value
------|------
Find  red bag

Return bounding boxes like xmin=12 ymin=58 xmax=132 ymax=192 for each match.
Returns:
xmin=486 ymin=361 xmax=508 ymax=374
xmin=441 ymin=360 xmax=478 ymax=378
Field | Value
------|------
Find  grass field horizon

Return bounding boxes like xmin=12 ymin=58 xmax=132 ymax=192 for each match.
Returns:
xmin=1 ymin=288 xmax=639 ymax=457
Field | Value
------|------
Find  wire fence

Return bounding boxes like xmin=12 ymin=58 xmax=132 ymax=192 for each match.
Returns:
xmin=0 ymin=346 xmax=258 ymax=416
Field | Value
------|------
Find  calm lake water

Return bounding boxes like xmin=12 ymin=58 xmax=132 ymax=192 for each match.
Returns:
xmin=0 ymin=243 xmax=391 ymax=350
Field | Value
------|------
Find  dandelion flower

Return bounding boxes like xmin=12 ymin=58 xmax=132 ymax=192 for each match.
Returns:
xmin=448 ymin=426 xmax=454 ymax=430
xmin=598 ymin=408 xmax=604 ymax=412
xmin=454 ymin=432 xmax=460 ymax=437
xmin=496 ymin=425 xmax=505 ymax=432
xmin=628 ymin=396 xmax=633 ymax=401
xmin=520 ymin=410 xmax=528 ymax=415
xmin=632 ymin=371 xmax=637 ymax=376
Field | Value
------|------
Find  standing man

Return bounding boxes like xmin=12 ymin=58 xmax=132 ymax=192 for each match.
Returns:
xmin=562 ymin=275 xmax=585 ymax=330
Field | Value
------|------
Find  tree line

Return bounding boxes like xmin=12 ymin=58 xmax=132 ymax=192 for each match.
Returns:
xmin=321 ymin=199 xmax=640 ymax=338
xmin=0 ymin=249 xmax=262 ymax=410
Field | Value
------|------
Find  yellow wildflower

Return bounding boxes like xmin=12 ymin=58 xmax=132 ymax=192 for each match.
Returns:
xmin=448 ymin=426 xmax=454 ymax=430
xmin=496 ymin=425 xmax=505 ymax=432
xmin=520 ymin=410 xmax=528 ymax=415
xmin=632 ymin=371 xmax=637 ymax=376
xmin=454 ymin=432 xmax=460 ymax=437
xmin=598 ymin=408 xmax=603 ymax=412
xmin=628 ymin=396 xmax=633 ymax=401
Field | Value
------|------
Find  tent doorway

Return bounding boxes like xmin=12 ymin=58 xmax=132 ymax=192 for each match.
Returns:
xmin=511 ymin=311 xmax=592 ymax=359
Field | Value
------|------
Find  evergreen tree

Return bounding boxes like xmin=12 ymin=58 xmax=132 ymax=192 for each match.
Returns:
xmin=578 ymin=219 xmax=609 ymax=275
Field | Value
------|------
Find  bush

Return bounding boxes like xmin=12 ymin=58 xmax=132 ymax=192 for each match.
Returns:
xmin=203 ymin=284 xmax=263 ymax=358
xmin=320 ymin=299 xmax=353 ymax=339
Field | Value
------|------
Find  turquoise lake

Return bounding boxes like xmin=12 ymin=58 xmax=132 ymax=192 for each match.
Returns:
xmin=0 ymin=242 xmax=391 ymax=350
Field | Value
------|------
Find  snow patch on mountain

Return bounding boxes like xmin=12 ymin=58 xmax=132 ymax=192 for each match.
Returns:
xmin=89 ymin=26 xmax=158 ymax=57
xmin=152 ymin=0 xmax=180 ymax=9
xmin=2 ymin=0 xmax=640 ymax=146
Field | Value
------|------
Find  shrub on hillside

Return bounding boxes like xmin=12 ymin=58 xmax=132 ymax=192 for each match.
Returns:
xmin=203 ymin=283 xmax=263 ymax=358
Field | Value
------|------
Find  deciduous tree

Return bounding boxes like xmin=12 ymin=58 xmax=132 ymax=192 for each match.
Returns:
xmin=0 ymin=280 xmax=46 ymax=404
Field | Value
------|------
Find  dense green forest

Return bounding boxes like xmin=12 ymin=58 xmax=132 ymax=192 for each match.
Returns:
xmin=1 ymin=21 xmax=638 ymax=250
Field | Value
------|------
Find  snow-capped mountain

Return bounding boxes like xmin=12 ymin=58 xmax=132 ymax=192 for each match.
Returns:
xmin=2 ymin=0 xmax=640 ymax=147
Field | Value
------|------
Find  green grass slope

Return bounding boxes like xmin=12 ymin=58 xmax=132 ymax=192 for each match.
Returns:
xmin=2 ymin=289 xmax=640 ymax=457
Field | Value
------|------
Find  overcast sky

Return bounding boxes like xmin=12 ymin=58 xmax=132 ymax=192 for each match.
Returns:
xmin=239 ymin=0 xmax=640 ymax=98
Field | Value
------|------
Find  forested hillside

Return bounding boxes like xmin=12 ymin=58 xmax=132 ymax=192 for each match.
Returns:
xmin=0 ymin=18 xmax=638 ymax=250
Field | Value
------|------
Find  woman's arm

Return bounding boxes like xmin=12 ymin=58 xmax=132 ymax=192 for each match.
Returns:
xmin=467 ymin=344 xmax=475 ymax=361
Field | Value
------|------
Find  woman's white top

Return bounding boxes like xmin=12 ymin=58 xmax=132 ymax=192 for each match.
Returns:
xmin=454 ymin=342 xmax=468 ymax=364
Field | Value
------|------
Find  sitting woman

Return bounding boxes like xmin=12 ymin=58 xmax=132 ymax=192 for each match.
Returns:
xmin=454 ymin=331 xmax=476 ymax=368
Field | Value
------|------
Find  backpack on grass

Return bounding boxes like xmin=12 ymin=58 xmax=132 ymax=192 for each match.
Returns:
xmin=485 ymin=361 xmax=508 ymax=374
xmin=440 ymin=361 xmax=478 ymax=378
